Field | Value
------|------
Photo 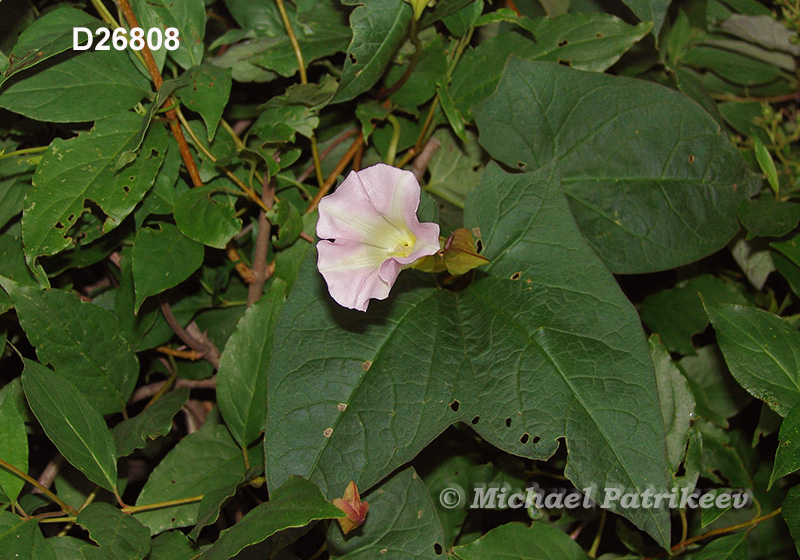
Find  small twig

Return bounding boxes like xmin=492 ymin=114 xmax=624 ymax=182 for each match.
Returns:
xmin=411 ymin=137 xmax=441 ymax=181
xmin=226 ymin=242 xmax=257 ymax=284
xmin=306 ymin=134 xmax=365 ymax=214
xmin=159 ymin=299 xmax=221 ymax=369
xmin=298 ymin=127 xmax=360 ymax=184
xmin=116 ymin=0 xmax=203 ymax=187
xmin=248 ymin=173 xmax=277 ymax=305
xmin=155 ymin=346 xmax=203 ymax=361
xmin=183 ymin=400 xmax=207 ymax=434
xmin=130 ymin=376 xmax=217 ymax=403
xmin=33 ymin=455 xmax=64 ymax=494
xmin=0 ymin=458 xmax=77 ymax=516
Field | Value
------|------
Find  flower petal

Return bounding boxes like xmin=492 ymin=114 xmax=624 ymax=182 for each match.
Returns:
xmin=317 ymin=239 xmax=394 ymax=311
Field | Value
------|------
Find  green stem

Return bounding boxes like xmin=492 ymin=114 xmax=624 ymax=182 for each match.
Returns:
xmin=121 ymin=495 xmax=204 ymax=514
xmin=381 ymin=18 xmax=421 ymax=99
xmin=588 ymin=509 xmax=606 ymax=558
xmin=386 ymin=115 xmax=402 ymax=166
xmin=0 ymin=458 xmax=77 ymax=516
xmin=0 ymin=146 xmax=48 ymax=160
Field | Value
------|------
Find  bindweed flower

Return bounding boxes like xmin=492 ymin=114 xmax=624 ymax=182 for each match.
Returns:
xmin=316 ymin=163 xmax=440 ymax=312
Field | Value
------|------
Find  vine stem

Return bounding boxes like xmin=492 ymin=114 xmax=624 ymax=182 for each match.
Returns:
xmin=0 ymin=458 xmax=77 ymax=516
xmin=305 ymin=134 xmax=365 ymax=214
xmin=115 ymin=0 xmax=203 ymax=188
xmin=275 ymin=0 xmax=325 ymax=191
xmin=0 ymin=146 xmax=48 ymax=160
xmin=588 ymin=509 xmax=606 ymax=558
xmin=38 ymin=495 xmax=206 ymax=524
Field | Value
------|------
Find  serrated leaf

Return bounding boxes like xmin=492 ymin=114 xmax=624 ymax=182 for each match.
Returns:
xmin=217 ymin=281 xmax=285 ymax=447
xmin=23 ymin=112 xmax=167 ymax=264
xmin=21 ymin=359 xmax=118 ymax=493
xmin=650 ymin=335 xmax=695 ymax=473
xmin=0 ymin=49 xmax=150 ymax=122
xmin=770 ymin=403 xmax=800 ymax=489
xmin=0 ymin=511 xmax=55 ymax=560
xmin=1 ymin=6 xmax=102 ymax=83
xmin=112 ymin=388 xmax=189 ymax=458
xmin=129 ymin=0 xmax=205 ymax=70
xmin=173 ymin=186 xmax=241 ymax=249
xmin=132 ymin=223 xmax=205 ymax=313
xmin=179 ymin=64 xmax=231 ymax=141
xmin=77 ymin=503 xmax=150 ymax=560
xmin=474 ymin=57 xmax=759 ymax=273
xmin=266 ymin=162 xmax=671 ymax=547
xmin=452 ymin=521 xmax=587 ymax=559
xmin=198 ymin=476 xmax=343 ymax=560
xmin=707 ymin=303 xmax=800 ymax=417
xmin=333 ymin=0 xmax=413 ymax=103
xmin=0 ymin=278 xmax=139 ymax=414
xmin=0 ymin=387 xmax=27 ymax=503
xmin=327 ymin=468 xmax=444 ymax=558
xmin=133 ymin=424 xmax=255 ymax=534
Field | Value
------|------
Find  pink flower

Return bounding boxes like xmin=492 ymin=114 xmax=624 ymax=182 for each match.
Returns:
xmin=316 ymin=163 xmax=440 ymax=311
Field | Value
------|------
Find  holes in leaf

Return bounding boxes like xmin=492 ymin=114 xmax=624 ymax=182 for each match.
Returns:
xmin=476 ymin=239 xmax=484 ymax=253
xmin=471 ymin=416 xmax=480 ymax=425
xmin=510 ymin=271 xmax=521 ymax=281
xmin=449 ymin=400 xmax=460 ymax=412
xmin=54 ymin=221 xmax=64 ymax=229
xmin=595 ymin=32 xmax=604 ymax=38
xmin=520 ymin=433 xmax=530 ymax=444
xmin=557 ymin=39 xmax=568 ymax=47
xmin=533 ymin=435 xmax=540 ymax=444
xmin=433 ymin=543 xmax=443 ymax=555
xmin=688 ymin=154 xmax=695 ymax=163
xmin=362 ymin=361 xmax=372 ymax=371
xmin=122 ymin=186 xmax=130 ymax=193
xmin=505 ymin=417 xmax=512 ymax=428
xmin=557 ymin=59 xmax=570 ymax=66
xmin=349 ymin=53 xmax=358 ymax=64
xmin=149 ymin=148 xmax=160 ymax=158
xmin=517 ymin=161 xmax=527 ymax=170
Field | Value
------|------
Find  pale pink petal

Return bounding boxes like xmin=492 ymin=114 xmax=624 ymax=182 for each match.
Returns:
xmin=317 ymin=239 xmax=392 ymax=311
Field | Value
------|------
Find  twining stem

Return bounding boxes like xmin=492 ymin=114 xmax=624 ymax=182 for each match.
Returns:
xmin=115 ymin=0 xmax=203 ymax=187
xmin=385 ymin=115 xmax=402 ymax=166
xmin=38 ymin=495 xmax=206 ymax=524
xmin=381 ymin=18 xmax=421 ymax=99
xmin=275 ymin=0 xmax=325 ymax=191
xmin=0 ymin=458 xmax=77 ymax=516
xmin=247 ymin=173 xmax=277 ymax=306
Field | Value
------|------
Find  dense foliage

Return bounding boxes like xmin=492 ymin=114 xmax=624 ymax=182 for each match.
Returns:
xmin=1 ymin=0 xmax=800 ymax=557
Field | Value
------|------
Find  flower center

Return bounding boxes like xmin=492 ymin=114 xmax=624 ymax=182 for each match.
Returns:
xmin=387 ymin=233 xmax=416 ymax=258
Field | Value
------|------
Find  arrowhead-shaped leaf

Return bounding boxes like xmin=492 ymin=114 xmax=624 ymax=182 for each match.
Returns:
xmin=473 ymin=57 xmax=759 ymax=273
xmin=266 ymin=162 xmax=671 ymax=546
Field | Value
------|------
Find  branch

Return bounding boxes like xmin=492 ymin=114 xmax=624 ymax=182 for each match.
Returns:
xmin=248 ymin=172 xmax=277 ymax=305
xmin=159 ymin=299 xmax=221 ymax=369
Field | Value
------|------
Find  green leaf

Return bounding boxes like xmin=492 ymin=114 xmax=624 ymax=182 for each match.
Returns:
xmin=452 ymin=522 xmax=587 ymax=559
xmin=699 ymin=487 xmax=736 ymax=528
xmin=425 ymin=128 xmax=488 ymax=209
xmin=23 ymin=112 xmax=167 ymax=264
xmin=197 ymin=477 xmax=343 ymax=560
xmin=333 ymin=0 xmax=413 ymax=103
xmin=21 ymin=359 xmax=118 ymax=493
xmin=0 ymin=388 xmax=27 ymax=503
xmin=438 ymin=81 xmax=466 ymax=141
xmin=783 ymin=485 xmax=800 ymax=554
xmin=0 ymin=156 xmax=32 ymax=231
xmin=270 ymin=201 xmax=303 ymax=249
xmin=178 ymin=64 xmax=232 ymax=142
xmin=1 ymin=6 xmax=103 ymax=83
xmin=0 ymin=511 xmax=55 ymax=560
xmin=650 ymin=335 xmax=695 ymax=473
xmin=267 ymin=162 xmax=672 ymax=547
xmin=252 ymin=78 xmax=338 ymax=144
xmin=738 ymin=198 xmax=800 ymax=240
xmin=679 ymin=346 xmax=751 ymax=428
xmin=173 ymin=186 xmax=242 ymax=249
xmin=473 ymin=57 xmax=759 ymax=273
xmin=639 ymin=274 xmax=750 ymax=355
xmin=754 ymin=138 xmax=780 ymax=195
xmin=707 ymin=303 xmax=800 ymax=417
xmin=696 ymin=420 xmax=752 ymax=488
xmin=77 ymin=503 xmax=150 ymax=560
xmin=620 ymin=0 xmax=671 ymax=37
xmin=112 ymin=388 xmax=190 ymax=458
xmin=49 ymin=535 xmax=86 ymax=560
xmin=148 ymin=531 xmax=198 ymax=560
xmin=217 ymin=281 xmax=285 ymax=447
xmin=0 ymin=235 xmax=38 ymax=314
xmin=129 ymin=0 xmax=205 ymax=69
xmin=691 ymin=532 xmax=747 ymax=560
xmin=132 ymin=223 xmax=205 ymax=313
xmin=328 ymin=468 xmax=444 ymax=557
xmin=450 ymin=14 xmax=650 ymax=121
xmin=0 ymin=278 xmax=139 ymax=414
xmin=134 ymin=424 xmax=255 ymax=534
xmin=720 ymin=14 xmax=800 ymax=55
xmin=683 ymin=45 xmax=787 ymax=86
xmin=0 ymin=49 xmax=150 ymax=122
xmin=188 ymin=473 xmax=247 ymax=541
xmin=384 ymin=35 xmax=448 ymax=109
xmin=770 ymin=403 xmax=800 ymax=489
